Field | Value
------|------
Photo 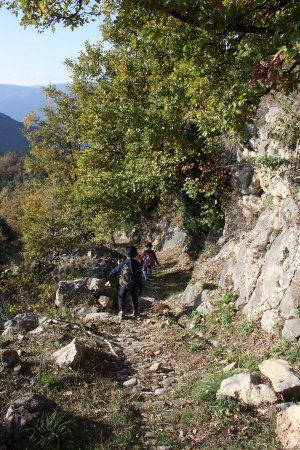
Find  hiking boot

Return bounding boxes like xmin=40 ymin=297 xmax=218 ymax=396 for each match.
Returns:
xmin=130 ymin=311 xmax=137 ymax=319
xmin=118 ymin=311 xmax=124 ymax=320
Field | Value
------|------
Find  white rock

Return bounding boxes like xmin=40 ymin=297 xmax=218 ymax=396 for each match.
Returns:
xmin=217 ymin=372 xmax=277 ymax=406
xmin=123 ymin=377 xmax=137 ymax=388
xmin=261 ymin=309 xmax=281 ymax=334
xmin=154 ymin=388 xmax=166 ymax=395
xmin=98 ymin=295 xmax=114 ymax=310
xmin=28 ymin=326 xmax=44 ymax=335
xmin=223 ymin=362 xmax=237 ymax=373
xmin=4 ymin=313 xmax=39 ymax=333
xmin=84 ymin=312 xmax=119 ymax=323
xmin=87 ymin=277 xmax=106 ymax=292
xmin=259 ymin=359 xmax=300 ymax=397
xmin=282 ymin=319 xmax=300 ymax=340
xmin=149 ymin=362 xmax=161 ymax=372
xmin=72 ymin=305 xmax=99 ymax=317
xmin=277 ymin=405 xmax=300 ymax=449
xmin=52 ymin=338 xmax=85 ymax=368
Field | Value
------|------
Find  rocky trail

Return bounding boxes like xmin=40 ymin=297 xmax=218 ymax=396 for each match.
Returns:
xmin=104 ymin=255 xmax=196 ymax=449
xmin=2 ymin=246 xmax=300 ymax=449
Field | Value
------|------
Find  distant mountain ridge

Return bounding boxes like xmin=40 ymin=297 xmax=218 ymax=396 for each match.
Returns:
xmin=0 ymin=83 xmax=68 ymax=122
xmin=0 ymin=112 xmax=29 ymax=153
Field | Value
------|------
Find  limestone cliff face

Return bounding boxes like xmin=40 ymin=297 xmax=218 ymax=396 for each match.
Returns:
xmin=183 ymin=94 xmax=300 ymax=339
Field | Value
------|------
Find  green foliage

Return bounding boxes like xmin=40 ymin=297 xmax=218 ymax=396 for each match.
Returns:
xmin=2 ymin=0 xmax=299 ymax=258
xmin=0 ymin=152 xmax=24 ymax=191
xmin=269 ymin=339 xmax=300 ymax=365
xmin=189 ymin=310 xmax=201 ymax=319
xmin=226 ymin=346 xmax=260 ymax=372
xmin=247 ymin=155 xmax=290 ymax=170
xmin=104 ymin=402 xmax=139 ymax=448
xmin=192 ymin=370 xmax=230 ymax=403
xmin=218 ymin=291 xmax=237 ymax=305
xmin=1 ymin=262 xmax=56 ymax=314
xmin=187 ymin=343 xmax=202 ymax=353
xmin=239 ymin=320 xmax=256 ymax=338
xmin=213 ymin=396 xmax=240 ymax=426
xmin=216 ymin=291 xmax=238 ymax=326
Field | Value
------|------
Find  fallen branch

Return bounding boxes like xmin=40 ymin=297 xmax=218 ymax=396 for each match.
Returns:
xmin=51 ymin=317 xmax=119 ymax=357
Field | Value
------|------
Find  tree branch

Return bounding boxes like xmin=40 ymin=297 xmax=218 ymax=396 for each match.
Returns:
xmin=53 ymin=317 xmax=119 ymax=357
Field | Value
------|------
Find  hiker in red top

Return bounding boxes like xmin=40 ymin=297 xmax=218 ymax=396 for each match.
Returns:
xmin=139 ymin=242 xmax=159 ymax=281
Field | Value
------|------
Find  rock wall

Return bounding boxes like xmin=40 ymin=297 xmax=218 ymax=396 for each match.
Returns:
xmin=183 ymin=94 xmax=300 ymax=339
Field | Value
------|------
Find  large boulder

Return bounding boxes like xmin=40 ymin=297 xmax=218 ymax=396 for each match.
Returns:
xmin=196 ymin=290 xmax=215 ymax=315
xmin=86 ymin=277 xmax=107 ymax=293
xmin=181 ymin=280 xmax=203 ymax=306
xmin=90 ymin=259 xmax=114 ymax=278
xmin=5 ymin=393 xmax=57 ymax=441
xmin=3 ymin=313 xmax=39 ymax=335
xmin=55 ymin=277 xmax=113 ymax=307
xmin=277 ymin=404 xmax=300 ymax=449
xmin=55 ymin=278 xmax=90 ymax=307
xmin=52 ymin=338 xmax=86 ymax=368
xmin=259 ymin=359 xmax=300 ymax=397
xmin=217 ymin=372 xmax=277 ymax=406
xmin=161 ymin=226 xmax=187 ymax=250
xmin=282 ymin=318 xmax=300 ymax=340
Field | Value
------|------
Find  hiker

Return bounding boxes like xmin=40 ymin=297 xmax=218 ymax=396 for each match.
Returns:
xmin=139 ymin=242 xmax=159 ymax=281
xmin=109 ymin=245 xmax=143 ymax=320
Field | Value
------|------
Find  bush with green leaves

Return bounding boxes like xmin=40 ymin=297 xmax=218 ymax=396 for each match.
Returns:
xmin=215 ymin=291 xmax=238 ymax=326
xmin=247 ymin=155 xmax=290 ymax=170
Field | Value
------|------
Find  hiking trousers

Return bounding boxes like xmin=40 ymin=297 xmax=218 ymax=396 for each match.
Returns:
xmin=118 ymin=285 xmax=138 ymax=313
xmin=143 ymin=264 xmax=153 ymax=280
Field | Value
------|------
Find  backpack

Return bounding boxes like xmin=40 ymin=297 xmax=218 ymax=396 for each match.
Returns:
xmin=144 ymin=250 xmax=155 ymax=268
xmin=119 ymin=261 xmax=134 ymax=287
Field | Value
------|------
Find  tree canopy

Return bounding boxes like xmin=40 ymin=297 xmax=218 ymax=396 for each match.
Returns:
xmin=1 ymin=0 xmax=299 ymax=255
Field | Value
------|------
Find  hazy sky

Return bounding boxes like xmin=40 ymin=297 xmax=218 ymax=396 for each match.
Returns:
xmin=0 ymin=8 xmax=102 ymax=86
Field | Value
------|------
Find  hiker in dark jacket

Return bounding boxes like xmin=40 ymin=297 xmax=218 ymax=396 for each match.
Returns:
xmin=109 ymin=245 xmax=142 ymax=320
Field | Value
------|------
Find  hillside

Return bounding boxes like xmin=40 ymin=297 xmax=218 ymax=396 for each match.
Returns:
xmin=0 ymin=84 xmax=68 ymax=122
xmin=0 ymin=113 xmax=29 ymax=153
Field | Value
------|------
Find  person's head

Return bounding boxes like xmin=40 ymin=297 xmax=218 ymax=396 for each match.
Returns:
xmin=146 ymin=242 xmax=153 ymax=249
xmin=125 ymin=245 xmax=138 ymax=258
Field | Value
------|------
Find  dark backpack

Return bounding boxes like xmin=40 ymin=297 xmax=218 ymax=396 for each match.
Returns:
xmin=119 ymin=261 xmax=134 ymax=288
xmin=144 ymin=250 xmax=155 ymax=268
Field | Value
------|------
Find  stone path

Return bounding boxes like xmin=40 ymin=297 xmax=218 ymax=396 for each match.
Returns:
xmin=107 ymin=293 xmax=182 ymax=450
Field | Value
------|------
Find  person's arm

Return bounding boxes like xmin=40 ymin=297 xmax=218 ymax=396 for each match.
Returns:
xmin=109 ymin=261 xmax=124 ymax=277
xmin=139 ymin=250 xmax=146 ymax=262
xmin=153 ymin=251 xmax=159 ymax=265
